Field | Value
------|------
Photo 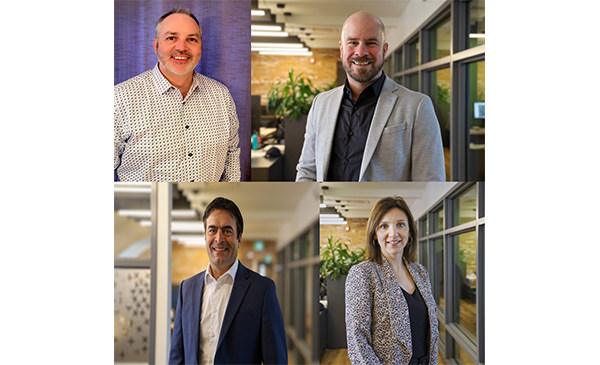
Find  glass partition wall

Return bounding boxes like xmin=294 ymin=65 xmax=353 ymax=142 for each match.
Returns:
xmin=387 ymin=0 xmax=485 ymax=181
xmin=418 ymin=182 xmax=484 ymax=364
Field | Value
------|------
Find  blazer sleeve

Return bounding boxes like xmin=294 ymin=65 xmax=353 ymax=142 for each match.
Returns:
xmin=220 ymin=89 xmax=241 ymax=182
xmin=261 ymin=280 xmax=288 ymax=364
xmin=345 ymin=265 xmax=383 ymax=365
xmin=295 ymin=93 xmax=320 ymax=181
xmin=410 ymin=95 xmax=446 ymax=181
xmin=168 ymin=282 xmax=185 ymax=365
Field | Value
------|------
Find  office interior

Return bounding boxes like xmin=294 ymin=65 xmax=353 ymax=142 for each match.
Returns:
xmin=250 ymin=0 xmax=484 ymax=182
xmin=114 ymin=182 xmax=320 ymax=364
xmin=115 ymin=181 xmax=484 ymax=364
xmin=318 ymin=182 xmax=484 ymax=365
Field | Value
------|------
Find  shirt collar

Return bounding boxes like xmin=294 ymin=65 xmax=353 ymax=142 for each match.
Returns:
xmin=343 ymin=71 xmax=387 ymax=100
xmin=205 ymin=258 xmax=239 ymax=285
xmin=151 ymin=63 xmax=200 ymax=95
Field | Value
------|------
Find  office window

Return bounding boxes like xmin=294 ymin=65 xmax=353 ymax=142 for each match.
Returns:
xmin=281 ymin=224 xmax=319 ymax=363
xmin=453 ymin=185 xmax=477 ymax=226
xmin=453 ymin=341 xmax=477 ymax=364
xmin=406 ymin=37 xmax=420 ymax=68
xmin=405 ymin=73 xmax=419 ymax=91
xmin=419 ymin=216 xmax=428 ymax=237
xmin=417 ymin=182 xmax=484 ymax=364
xmin=429 ymin=68 xmax=451 ymax=166
xmin=434 ymin=238 xmax=444 ymax=309
xmin=428 ymin=16 xmax=451 ymax=61
xmin=468 ymin=60 xmax=485 ymax=181
xmin=468 ymin=0 xmax=485 ymax=48
xmin=451 ymin=231 xmax=477 ymax=342
xmin=394 ymin=48 xmax=403 ymax=72
xmin=439 ymin=320 xmax=446 ymax=345
xmin=419 ymin=240 xmax=429 ymax=269
xmin=432 ymin=205 xmax=444 ymax=233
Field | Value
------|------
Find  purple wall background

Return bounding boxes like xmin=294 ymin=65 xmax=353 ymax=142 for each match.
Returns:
xmin=114 ymin=0 xmax=251 ymax=181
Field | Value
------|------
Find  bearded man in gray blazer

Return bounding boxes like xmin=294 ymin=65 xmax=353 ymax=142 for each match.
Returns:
xmin=296 ymin=11 xmax=445 ymax=182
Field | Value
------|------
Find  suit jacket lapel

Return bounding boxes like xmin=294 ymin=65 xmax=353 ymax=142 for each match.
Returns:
xmin=191 ymin=272 xmax=206 ymax=364
xmin=216 ymin=263 xmax=251 ymax=350
xmin=359 ymin=77 xmax=399 ymax=181
xmin=320 ymin=87 xmax=344 ymax=181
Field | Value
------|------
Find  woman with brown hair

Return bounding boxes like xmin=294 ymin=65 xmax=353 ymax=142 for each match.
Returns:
xmin=345 ymin=196 xmax=439 ymax=365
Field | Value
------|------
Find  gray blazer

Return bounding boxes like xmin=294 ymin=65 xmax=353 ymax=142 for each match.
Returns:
xmin=296 ymin=76 xmax=445 ymax=181
xmin=345 ymin=259 xmax=439 ymax=365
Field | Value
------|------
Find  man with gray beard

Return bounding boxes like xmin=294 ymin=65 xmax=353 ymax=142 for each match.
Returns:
xmin=296 ymin=11 xmax=445 ymax=182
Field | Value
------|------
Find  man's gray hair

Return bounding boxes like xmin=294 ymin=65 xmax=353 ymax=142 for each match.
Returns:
xmin=155 ymin=7 xmax=202 ymax=39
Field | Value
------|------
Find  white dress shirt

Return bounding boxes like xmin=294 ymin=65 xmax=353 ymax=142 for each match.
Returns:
xmin=199 ymin=259 xmax=239 ymax=364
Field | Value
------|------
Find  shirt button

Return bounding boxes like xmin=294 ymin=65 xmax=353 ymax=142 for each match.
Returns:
xmin=343 ymin=159 xmax=349 ymax=165
xmin=188 ymin=153 xmax=193 ymax=157
xmin=348 ymin=131 xmax=354 ymax=136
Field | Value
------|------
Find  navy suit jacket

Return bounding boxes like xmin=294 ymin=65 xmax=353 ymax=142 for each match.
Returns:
xmin=169 ymin=262 xmax=288 ymax=364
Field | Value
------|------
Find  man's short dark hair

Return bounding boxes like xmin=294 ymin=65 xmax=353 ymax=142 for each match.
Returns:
xmin=202 ymin=197 xmax=244 ymax=239
xmin=155 ymin=7 xmax=202 ymax=38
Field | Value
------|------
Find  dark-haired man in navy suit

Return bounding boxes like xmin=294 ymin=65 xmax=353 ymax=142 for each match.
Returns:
xmin=169 ymin=197 xmax=287 ymax=364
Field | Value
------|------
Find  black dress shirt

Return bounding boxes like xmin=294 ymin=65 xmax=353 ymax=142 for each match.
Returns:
xmin=326 ymin=73 xmax=386 ymax=181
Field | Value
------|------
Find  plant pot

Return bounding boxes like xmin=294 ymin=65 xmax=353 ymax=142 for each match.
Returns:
xmin=283 ymin=114 xmax=308 ymax=181
xmin=326 ymin=274 xmax=347 ymax=348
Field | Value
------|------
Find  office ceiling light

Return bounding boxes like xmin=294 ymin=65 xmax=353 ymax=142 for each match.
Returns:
xmin=251 ymin=25 xmax=282 ymax=31
xmin=259 ymin=51 xmax=313 ymax=56
xmin=251 ymin=47 xmax=309 ymax=52
xmin=117 ymin=209 xmax=196 ymax=219
xmin=251 ymin=31 xmax=289 ymax=37
xmin=139 ymin=220 xmax=205 ymax=233
xmin=320 ymin=219 xmax=348 ymax=225
xmin=114 ymin=182 xmax=152 ymax=194
xmin=251 ymin=42 xmax=303 ymax=48
xmin=251 ymin=10 xmax=265 ymax=16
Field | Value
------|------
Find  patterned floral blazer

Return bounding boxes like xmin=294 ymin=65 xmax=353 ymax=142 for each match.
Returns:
xmin=345 ymin=259 xmax=439 ymax=365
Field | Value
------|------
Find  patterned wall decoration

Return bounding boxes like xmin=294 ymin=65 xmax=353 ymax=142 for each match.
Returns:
xmin=114 ymin=268 xmax=151 ymax=362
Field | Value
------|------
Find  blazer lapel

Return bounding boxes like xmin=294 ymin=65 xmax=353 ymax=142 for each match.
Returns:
xmin=379 ymin=259 xmax=412 ymax=352
xmin=359 ymin=77 xmax=399 ymax=181
xmin=191 ymin=272 xmax=206 ymax=364
xmin=407 ymin=262 xmax=439 ymax=360
xmin=216 ymin=263 xmax=251 ymax=350
xmin=319 ymin=87 xmax=344 ymax=181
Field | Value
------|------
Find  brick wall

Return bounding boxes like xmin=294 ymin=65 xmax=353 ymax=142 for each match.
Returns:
xmin=251 ymin=48 xmax=340 ymax=106
xmin=319 ymin=218 xmax=369 ymax=256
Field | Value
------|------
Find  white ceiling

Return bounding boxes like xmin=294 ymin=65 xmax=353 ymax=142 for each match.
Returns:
xmin=177 ymin=182 xmax=317 ymax=242
xmin=320 ymin=182 xmax=430 ymax=219
xmin=255 ymin=0 xmax=412 ymax=49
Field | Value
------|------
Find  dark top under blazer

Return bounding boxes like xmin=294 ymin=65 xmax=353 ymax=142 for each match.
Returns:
xmin=169 ymin=262 xmax=288 ymax=365
xmin=345 ymin=259 xmax=439 ymax=365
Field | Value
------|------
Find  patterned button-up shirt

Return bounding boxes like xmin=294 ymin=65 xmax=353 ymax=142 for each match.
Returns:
xmin=114 ymin=64 xmax=240 ymax=181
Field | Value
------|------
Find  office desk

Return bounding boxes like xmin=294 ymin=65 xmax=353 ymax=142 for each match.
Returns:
xmin=251 ymin=145 xmax=285 ymax=181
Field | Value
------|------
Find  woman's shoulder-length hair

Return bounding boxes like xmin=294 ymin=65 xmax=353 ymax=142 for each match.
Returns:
xmin=365 ymin=196 xmax=418 ymax=264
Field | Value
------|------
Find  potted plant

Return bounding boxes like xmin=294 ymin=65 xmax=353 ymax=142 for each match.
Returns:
xmin=267 ymin=69 xmax=335 ymax=180
xmin=319 ymin=235 xmax=365 ymax=348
